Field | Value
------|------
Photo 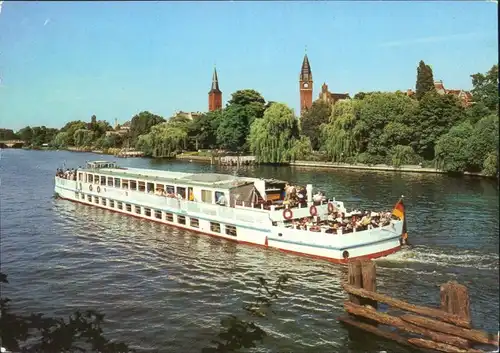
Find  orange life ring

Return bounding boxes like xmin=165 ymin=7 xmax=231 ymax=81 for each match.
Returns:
xmin=89 ymin=184 xmax=93 ymax=192
xmin=96 ymin=186 xmax=101 ymax=193
xmin=328 ymin=202 xmax=335 ymax=213
xmin=309 ymin=205 xmax=318 ymax=217
xmin=283 ymin=208 xmax=293 ymax=220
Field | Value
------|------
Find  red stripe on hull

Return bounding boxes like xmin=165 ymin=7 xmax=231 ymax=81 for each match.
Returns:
xmin=57 ymin=195 xmax=401 ymax=265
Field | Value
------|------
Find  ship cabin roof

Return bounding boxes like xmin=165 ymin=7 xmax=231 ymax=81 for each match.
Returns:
xmin=80 ymin=165 xmax=260 ymax=190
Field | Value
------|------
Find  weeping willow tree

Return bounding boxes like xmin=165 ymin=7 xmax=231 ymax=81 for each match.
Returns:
xmin=248 ymin=103 xmax=300 ymax=164
xmin=320 ymin=100 xmax=360 ymax=162
xmin=136 ymin=122 xmax=188 ymax=158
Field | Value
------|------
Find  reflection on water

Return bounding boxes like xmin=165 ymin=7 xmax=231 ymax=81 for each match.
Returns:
xmin=1 ymin=150 xmax=498 ymax=353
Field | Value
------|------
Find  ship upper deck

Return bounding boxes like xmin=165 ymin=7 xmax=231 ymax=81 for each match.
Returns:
xmin=80 ymin=166 xmax=259 ymax=190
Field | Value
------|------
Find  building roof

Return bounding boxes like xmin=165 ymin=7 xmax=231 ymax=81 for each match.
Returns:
xmin=209 ymin=67 xmax=221 ymax=94
xmin=300 ymin=54 xmax=312 ymax=82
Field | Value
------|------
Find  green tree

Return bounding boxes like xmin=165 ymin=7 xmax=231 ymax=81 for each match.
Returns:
xmin=137 ymin=121 xmax=188 ymax=157
xmin=390 ymin=145 xmax=421 ymax=167
xmin=217 ymin=105 xmax=249 ymax=152
xmin=129 ymin=111 xmax=165 ymax=146
xmin=52 ymin=131 xmax=70 ymax=148
xmin=73 ymin=129 xmax=95 ymax=147
xmin=226 ymin=89 xmax=266 ymax=124
xmin=248 ymin=102 xmax=300 ymax=164
xmin=482 ymin=151 xmax=498 ymax=177
xmin=0 ymin=128 xmax=19 ymax=140
xmin=290 ymin=136 xmax=313 ymax=161
xmin=17 ymin=126 xmax=34 ymax=143
xmin=464 ymin=114 xmax=499 ymax=172
xmin=189 ymin=110 xmax=223 ymax=150
xmin=299 ymin=100 xmax=331 ymax=150
xmin=415 ymin=60 xmax=436 ymax=100
xmin=414 ymin=91 xmax=466 ymax=160
xmin=434 ymin=121 xmax=474 ymax=172
xmin=470 ymin=64 xmax=499 ymax=112
xmin=59 ymin=121 xmax=87 ymax=146
xmin=320 ymin=99 xmax=360 ymax=162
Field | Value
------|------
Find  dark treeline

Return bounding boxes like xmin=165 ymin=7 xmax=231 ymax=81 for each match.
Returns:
xmin=4 ymin=62 xmax=498 ymax=176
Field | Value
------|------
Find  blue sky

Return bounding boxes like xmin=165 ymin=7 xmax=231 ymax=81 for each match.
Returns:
xmin=0 ymin=1 xmax=497 ymax=130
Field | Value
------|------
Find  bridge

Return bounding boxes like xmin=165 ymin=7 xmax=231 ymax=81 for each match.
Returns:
xmin=0 ymin=140 xmax=26 ymax=148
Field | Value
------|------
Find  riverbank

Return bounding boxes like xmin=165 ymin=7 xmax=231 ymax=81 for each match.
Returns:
xmin=175 ymin=153 xmax=490 ymax=178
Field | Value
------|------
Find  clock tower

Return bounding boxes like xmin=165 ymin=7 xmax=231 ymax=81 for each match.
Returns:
xmin=299 ymin=53 xmax=313 ymax=114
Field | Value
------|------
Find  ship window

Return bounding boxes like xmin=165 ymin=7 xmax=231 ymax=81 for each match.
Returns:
xmin=145 ymin=208 xmax=151 ymax=217
xmin=210 ymin=222 xmax=221 ymax=233
xmin=88 ymin=174 xmax=94 ymax=183
xmin=166 ymin=212 xmax=174 ymax=222
xmin=101 ymin=198 xmax=107 ymax=206
xmin=109 ymin=200 xmax=115 ymax=208
xmin=138 ymin=181 xmax=146 ymax=192
xmin=117 ymin=202 xmax=123 ymax=210
xmin=176 ymin=187 xmax=186 ymax=199
xmin=114 ymin=178 xmax=120 ymax=188
xmin=190 ymin=218 xmax=199 ymax=228
xmin=100 ymin=176 xmax=106 ymax=185
xmin=225 ymin=225 xmax=237 ymax=237
xmin=126 ymin=204 xmax=132 ymax=212
xmin=122 ymin=179 xmax=129 ymax=189
xmin=75 ymin=191 xmax=79 ymax=198
xmin=154 ymin=210 xmax=162 ymax=219
xmin=201 ymin=190 xmax=212 ymax=203
xmin=147 ymin=182 xmax=155 ymax=193
xmin=130 ymin=180 xmax=137 ymax=190
xmin=134 ymin=205 xmax=141 ymax=214
xmin=166 ymin=185 xmax=175 ymax=195
xmin=107 ymin=177 xmax=113 ymax=187
xmin=87 ymin=195 xmax=92 ymax=202
xmin=94 ymin=175 xmax=100 ymax=184
xmin=78 ymin=173 xmax=84 ymax=181
xmin=156 ymin=184 xmax=165 ymax=193
xmin=80 ymin=193 xmax=85 ymax=200
xmin=178 ymin=215 xmax=186 ymax=225
xmin=94 ymin=196 xmax=99 ymax=203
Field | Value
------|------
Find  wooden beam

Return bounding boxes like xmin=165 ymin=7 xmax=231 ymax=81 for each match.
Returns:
xmin=342 ymin=283 xmax=472 ymax=328
xmin=344 ymin=301 xmax=471 ymax=349
xmin=347 ymin=261 xmax=363 ymax=305
xmin=401 ymin=314 xmax=498 ymax=347
xmin=408 ymin=338 xmax=484 ymax=353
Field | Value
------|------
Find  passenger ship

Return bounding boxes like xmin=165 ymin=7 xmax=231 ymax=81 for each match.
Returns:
xmin=54 ymin=161 xmax=408 ymax=263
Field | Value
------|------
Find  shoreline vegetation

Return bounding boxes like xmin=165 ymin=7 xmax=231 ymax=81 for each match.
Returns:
xmin=2 ymin=62 xmax=498 ymax=179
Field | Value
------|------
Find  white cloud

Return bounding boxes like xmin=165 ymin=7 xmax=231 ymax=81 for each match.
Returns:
xmin=379 ymin=32 xmax=486 ymax=48
xmin=43 ymin=18 xmax=50 ymax=26
xmin=0 ymin=1 xmax=4 ymax=16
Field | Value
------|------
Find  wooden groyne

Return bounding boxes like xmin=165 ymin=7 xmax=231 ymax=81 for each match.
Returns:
xmin=339 ymin=260 xmax=498 ymax=353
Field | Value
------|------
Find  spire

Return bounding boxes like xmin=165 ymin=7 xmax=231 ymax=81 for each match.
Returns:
xmin=300 ymin=53 xmax=312 ymax=82
xmin=209 ymin=66 xmax=221 ymax=94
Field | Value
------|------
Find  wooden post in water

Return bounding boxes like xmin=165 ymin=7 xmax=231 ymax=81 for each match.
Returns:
xmin=361 ymin=260 xmax=378 ymax=310
xmin=347 ymin=261 xmax=363 ymax=305
xmin=440 ymin=281 xmax=472 ymax=347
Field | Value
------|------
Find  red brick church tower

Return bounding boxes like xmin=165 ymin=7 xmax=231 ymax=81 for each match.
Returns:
xmin=299 ymin=53 xmax=313 ymax=113
xmin=208 ymin=67 xmax=222 ymax=111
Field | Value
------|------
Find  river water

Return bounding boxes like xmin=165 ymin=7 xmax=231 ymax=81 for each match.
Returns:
xmin=1 ymin=149 xmax=498 ymax=353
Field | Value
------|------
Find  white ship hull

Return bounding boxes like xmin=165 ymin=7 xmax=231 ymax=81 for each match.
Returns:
xmin=55 ymin=174 xmax=403 ymax=264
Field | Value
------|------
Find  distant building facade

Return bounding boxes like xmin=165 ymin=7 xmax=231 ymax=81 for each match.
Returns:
xmin=318 ymin=83 xmax=350 ymax=105
xmin=406 ymin=80 xmax=472 ymax=107
xmin=208 ymin=67 xmax=222 ymax=111
xmin=174 ymin=111 xmax=203 ymax=120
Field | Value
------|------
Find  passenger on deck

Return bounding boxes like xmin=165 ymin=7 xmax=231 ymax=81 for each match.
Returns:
xmin=216 ymin=193 xmax=227 ymax=206
xmin=313 ymin=191 xmax=323 ymax=205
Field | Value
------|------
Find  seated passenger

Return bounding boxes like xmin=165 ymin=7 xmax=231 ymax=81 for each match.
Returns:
xmin=216 ymin=193 xmax=227 ymax=206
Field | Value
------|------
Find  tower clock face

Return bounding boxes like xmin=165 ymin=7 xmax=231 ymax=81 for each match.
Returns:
xmin=303 ymin=83 xmax=309 ymax=88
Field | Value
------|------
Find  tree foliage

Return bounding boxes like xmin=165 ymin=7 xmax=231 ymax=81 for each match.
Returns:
xmin=415 ymin=60 xmax=435 ymax=100
xmin=129 ymin=111 xmax=166 ymax=146
xmin=299 ymin=100 xmax=331 ymax=150
xmin=470 ymin=64 xmax=499 ymax=112
xmin=248 ymin=102 xmax=300 ymax=163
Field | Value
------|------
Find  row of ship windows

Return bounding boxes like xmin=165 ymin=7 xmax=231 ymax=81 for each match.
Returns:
xmin=77 ymin=192 xmax=237 ymax=237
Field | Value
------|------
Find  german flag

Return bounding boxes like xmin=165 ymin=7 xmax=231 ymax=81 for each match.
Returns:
xmin=392 ymin=198 xmax=409 ymax=242
xmin=392 ymin=198 xmax=405 ymax=220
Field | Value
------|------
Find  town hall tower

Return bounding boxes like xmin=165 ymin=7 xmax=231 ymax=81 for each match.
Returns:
xmin=299 ymin=54 xmax=313 ymax=113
